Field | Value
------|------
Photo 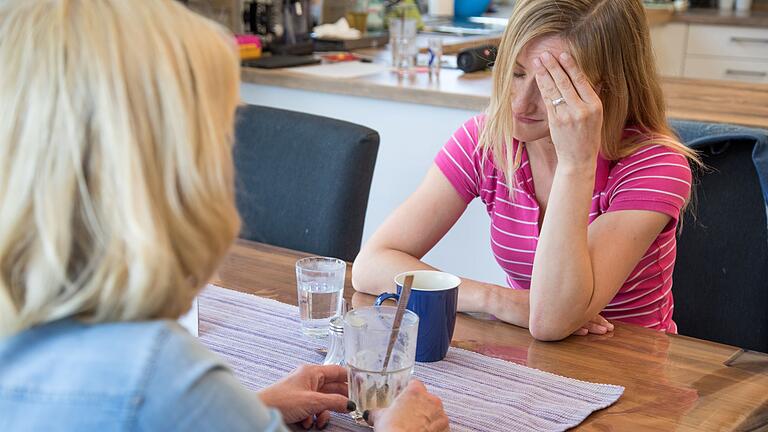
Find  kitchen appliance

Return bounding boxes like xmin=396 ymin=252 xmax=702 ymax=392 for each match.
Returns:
xmin=689 ymin=0 xmax=717 ymax=6
xmin=243 ymin=0 xmax=314 ymax=55
xmin=457 ymin=45 xmax=497 ymax=73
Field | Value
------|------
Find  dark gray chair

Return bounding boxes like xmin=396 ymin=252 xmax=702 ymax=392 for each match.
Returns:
xmin=233 ymin=105 xmax=379 ymax=262
xmin=670 ymin=119 xmax=768 ymax=353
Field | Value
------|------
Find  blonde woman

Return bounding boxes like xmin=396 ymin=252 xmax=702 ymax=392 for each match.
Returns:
xmin=354 ymin=0 xmax=697 ymax=341
xmin=0 ymin=1 xmax=447 ymax=430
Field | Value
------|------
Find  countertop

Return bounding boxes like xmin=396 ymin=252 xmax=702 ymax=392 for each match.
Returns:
xmin=241 ymin=65 xmax=768 ymax=129
xmin=672 ymin=7 xmax=768 ymax=27
xmin=240 ymin=5 xmax=768 ymax=129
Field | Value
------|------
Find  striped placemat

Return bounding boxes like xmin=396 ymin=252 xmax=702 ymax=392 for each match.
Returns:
xmin=198 ymin=285 xmax=624 ymax=431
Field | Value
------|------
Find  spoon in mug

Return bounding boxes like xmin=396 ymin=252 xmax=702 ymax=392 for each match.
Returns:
xmin=381 ymin=274 xmax=413 ymax=372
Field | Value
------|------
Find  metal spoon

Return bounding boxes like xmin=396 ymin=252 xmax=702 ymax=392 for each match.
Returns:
xmin=381 ymin=274 xmax=413 ymax=372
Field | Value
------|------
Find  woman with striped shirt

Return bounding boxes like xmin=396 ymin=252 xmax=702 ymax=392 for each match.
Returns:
xmin=353 ymin=0 xmax=699 ymax=341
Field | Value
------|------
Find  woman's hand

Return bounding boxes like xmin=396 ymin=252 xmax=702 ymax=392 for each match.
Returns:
xmin=572 ymin=314 xmax=615 ymax=336
xmin=365 ymin=380 xmax=449 ymax=432
xmin=258 ymin=364 xmax=353 ymax=430
xmin=533 ymin=51 xmax=603 ymax=168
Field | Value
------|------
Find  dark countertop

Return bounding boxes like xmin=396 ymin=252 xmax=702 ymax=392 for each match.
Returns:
xmin=673 ymin=7 xmax=768 ymax=28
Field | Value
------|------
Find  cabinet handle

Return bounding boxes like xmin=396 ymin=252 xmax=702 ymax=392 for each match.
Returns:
xmin=730 ymin=37 xmax=768 ymax=44
xmin=725 ymin=69 xmax=767 ymax=77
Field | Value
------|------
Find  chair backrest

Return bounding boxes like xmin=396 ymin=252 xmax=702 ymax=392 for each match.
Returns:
xmin=233 ymin=105 xmax=379 ymax=262
xmin=670 ymin=119 xmax=768 ymax=353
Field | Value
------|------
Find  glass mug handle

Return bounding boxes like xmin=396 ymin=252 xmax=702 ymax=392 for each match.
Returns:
xmin=374 ymin=293 xmax=400 ymax=306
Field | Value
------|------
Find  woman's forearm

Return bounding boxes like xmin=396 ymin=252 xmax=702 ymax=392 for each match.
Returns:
xmin=353 ymin=247 xmax=530 ymax=327
xmin=529 ymin=163 xmax=596 ymax=340
xmin=351 ymin=248 xmax=435 ymax=295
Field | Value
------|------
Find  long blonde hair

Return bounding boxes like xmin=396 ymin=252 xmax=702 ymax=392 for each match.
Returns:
xmin=0 ymin=0 xmax=241 ymax=336
xmin=480 ymin=0 xmax=699 ymax=185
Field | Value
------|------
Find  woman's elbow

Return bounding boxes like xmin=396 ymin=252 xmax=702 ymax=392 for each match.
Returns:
xmin=528 ymin=314 xmax=572 ymax=342
xmin=351 ymin=251 xmax=378 ymax=295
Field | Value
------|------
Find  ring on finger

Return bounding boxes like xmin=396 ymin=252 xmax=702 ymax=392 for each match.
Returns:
xmin=552 ymin=97 xmax=566 ymax=107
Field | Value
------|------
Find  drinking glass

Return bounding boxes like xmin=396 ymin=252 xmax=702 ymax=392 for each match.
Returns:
xmin=346 ymin=0 xmax=369 ymax=33
xmin=389 ymin=16 xmax=418 ymax=75
xmin=427 ymin=37 xmax=443 ymax=79
xmin=344 ymin=306 xmax=419 ymax=425
xmin=296 ymin=257 xmax=346 ymax=337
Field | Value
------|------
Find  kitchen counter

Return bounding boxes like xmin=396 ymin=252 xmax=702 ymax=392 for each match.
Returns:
xmin=241 ymin=66 xmax=768 ymax=129
xmin=672 ymin=7 xmax=768 ymax=28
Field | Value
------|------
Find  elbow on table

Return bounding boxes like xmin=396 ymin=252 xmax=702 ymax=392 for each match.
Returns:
xmin=351 ymin=252 xmax=380 ymax=295
xmin=528 ymin=313 xmax=573 ymax=342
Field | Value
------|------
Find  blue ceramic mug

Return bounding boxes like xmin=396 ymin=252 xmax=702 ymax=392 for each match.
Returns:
xmin=374 ymin=271 xmax=460 ymax=362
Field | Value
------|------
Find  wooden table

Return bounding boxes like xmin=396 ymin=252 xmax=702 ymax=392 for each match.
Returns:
xmin=214 ymin=240 xmax=768 ymax=431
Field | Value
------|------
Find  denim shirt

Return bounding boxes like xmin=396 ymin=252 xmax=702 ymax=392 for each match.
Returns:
xmin=0 ymin=319 xmax=289 ymax=431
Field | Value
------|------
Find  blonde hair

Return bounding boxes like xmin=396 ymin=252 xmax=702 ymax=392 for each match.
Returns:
xmin=480 ymin=0 xmax=699 ymax=186
xmin=0 ymin=0 xmax=241 ymax=336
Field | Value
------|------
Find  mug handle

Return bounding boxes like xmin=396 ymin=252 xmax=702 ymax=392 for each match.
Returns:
xmin=374 ymin=293 xmax=400 ymax=306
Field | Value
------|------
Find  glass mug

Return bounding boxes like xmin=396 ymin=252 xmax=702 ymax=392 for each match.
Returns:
xmin=344 ymin=306 xmax=419 ymax=425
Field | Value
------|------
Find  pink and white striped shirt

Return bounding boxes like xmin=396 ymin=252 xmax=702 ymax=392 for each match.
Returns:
xmin=435 ymin=116 xmax=692 ymax=332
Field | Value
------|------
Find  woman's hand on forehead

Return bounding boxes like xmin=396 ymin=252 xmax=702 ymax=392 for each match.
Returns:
xmin=533 ymin=50 xmax=603 ymax=168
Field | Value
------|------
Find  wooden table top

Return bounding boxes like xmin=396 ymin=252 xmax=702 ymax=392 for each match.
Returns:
xmin=214 ymin=239 xmax=768 ymax=431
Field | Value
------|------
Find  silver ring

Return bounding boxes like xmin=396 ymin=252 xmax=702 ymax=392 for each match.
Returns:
xmin=552 ymin=97 xmax=566 ymax=107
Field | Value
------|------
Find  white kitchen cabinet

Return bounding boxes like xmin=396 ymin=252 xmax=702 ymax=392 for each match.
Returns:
xmin=684 ymin=56 xmax=768 ymax=82
xmin=687 ymin=24 xmax=768 ymax=60
xmin=652 ymin=21 xmax=768 ymax=83
xmin=650 ymin=22 xmax=689 ymax=77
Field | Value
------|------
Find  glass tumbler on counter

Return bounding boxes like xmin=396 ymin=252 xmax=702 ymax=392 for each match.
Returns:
xmin=388 ymin=16 xmax=418 ymax=75
xmin=427 ymin=37 xmax=443 ymax=79
xmin=346 ymin=0 xmax=369 ymax=33
xmin=344 ymin=306 xmax=419 ymax=426
xmin=296 ymin=257 xmax=346 ymax=338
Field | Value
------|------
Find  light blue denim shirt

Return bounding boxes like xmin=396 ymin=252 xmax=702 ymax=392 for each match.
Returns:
xmin=0 ymin=319 xmax=289 ymax=431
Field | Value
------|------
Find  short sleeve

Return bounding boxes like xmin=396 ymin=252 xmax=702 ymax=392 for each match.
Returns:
xmin=605 ymin=144 xmax=693 ymax=229
xmin=137 ymin=324 xmax=289 ymax=432
xmin=434 ymin=116 xmax=484 ymax=203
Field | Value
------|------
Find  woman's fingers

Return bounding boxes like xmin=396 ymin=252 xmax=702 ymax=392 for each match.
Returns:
xmin=558 ymin=52 xmax=601 ymax=105
xmin=300 ymin=416 xmax=314 ymax=430
xmin=573 ymin=327 xmax=589 ymax=336
xmin=309 ymin=393 xmax=351 ymax=414
xmin=316 ymin=365 xmax=349 ymax=384
xmin=584 ymin=322 xmax=609 ymax=334
xmin=533 ymin=57 xmax=564 ymax=115
xmin=318 ymin=382 xmax=349 ymax=396
xmin=538 ymin=51 xmax=581 ymax=104
xmin=315 ymin=411 xmax=331 ymax=430
xmin=592 ymin=314 xmax=614 ymax=331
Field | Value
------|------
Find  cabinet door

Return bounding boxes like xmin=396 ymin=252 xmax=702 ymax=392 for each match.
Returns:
xmin=650 ymin=23 xmax=688 ymax=77
xmin=687 ymin=24 xmax=768 ymax=60
xmin=684 ymin=56 xmax=768 ymax=83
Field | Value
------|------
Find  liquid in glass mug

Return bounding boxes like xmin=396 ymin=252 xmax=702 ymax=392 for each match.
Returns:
xmin=344 ymin=306 xmax=419 ymax=426
xmin=296 ymin=257 xmax=346 ymax=338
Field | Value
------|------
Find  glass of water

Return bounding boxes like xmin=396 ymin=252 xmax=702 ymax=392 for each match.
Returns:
xmin=344 ymin=306 xmax=419 ymax=425
xmin=388 ymin=16 xmax=418 ymax=75
xmin=296 ymin=257 xmax=346 ymax=338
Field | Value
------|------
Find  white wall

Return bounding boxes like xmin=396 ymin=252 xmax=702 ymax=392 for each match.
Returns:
xmin=241 ymin=83 xmax=507 ymax=286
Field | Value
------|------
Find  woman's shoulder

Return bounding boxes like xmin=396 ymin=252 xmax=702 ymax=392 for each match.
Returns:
xmin=604 ymin=128 xmax=693 ymax=209
xmin=449 ymin=114 xmax=486 ymax=149
xmin=0 ymin=319 xmax=224 ymax=414
xmin=613 ymin=128 xmax=692 ymax=173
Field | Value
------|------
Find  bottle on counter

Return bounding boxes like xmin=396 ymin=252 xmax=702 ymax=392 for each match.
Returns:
xmin=385 ymin=0 xmax=424 ymax=30
xmin=366 ymin=0 xmax=386 ymax=32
